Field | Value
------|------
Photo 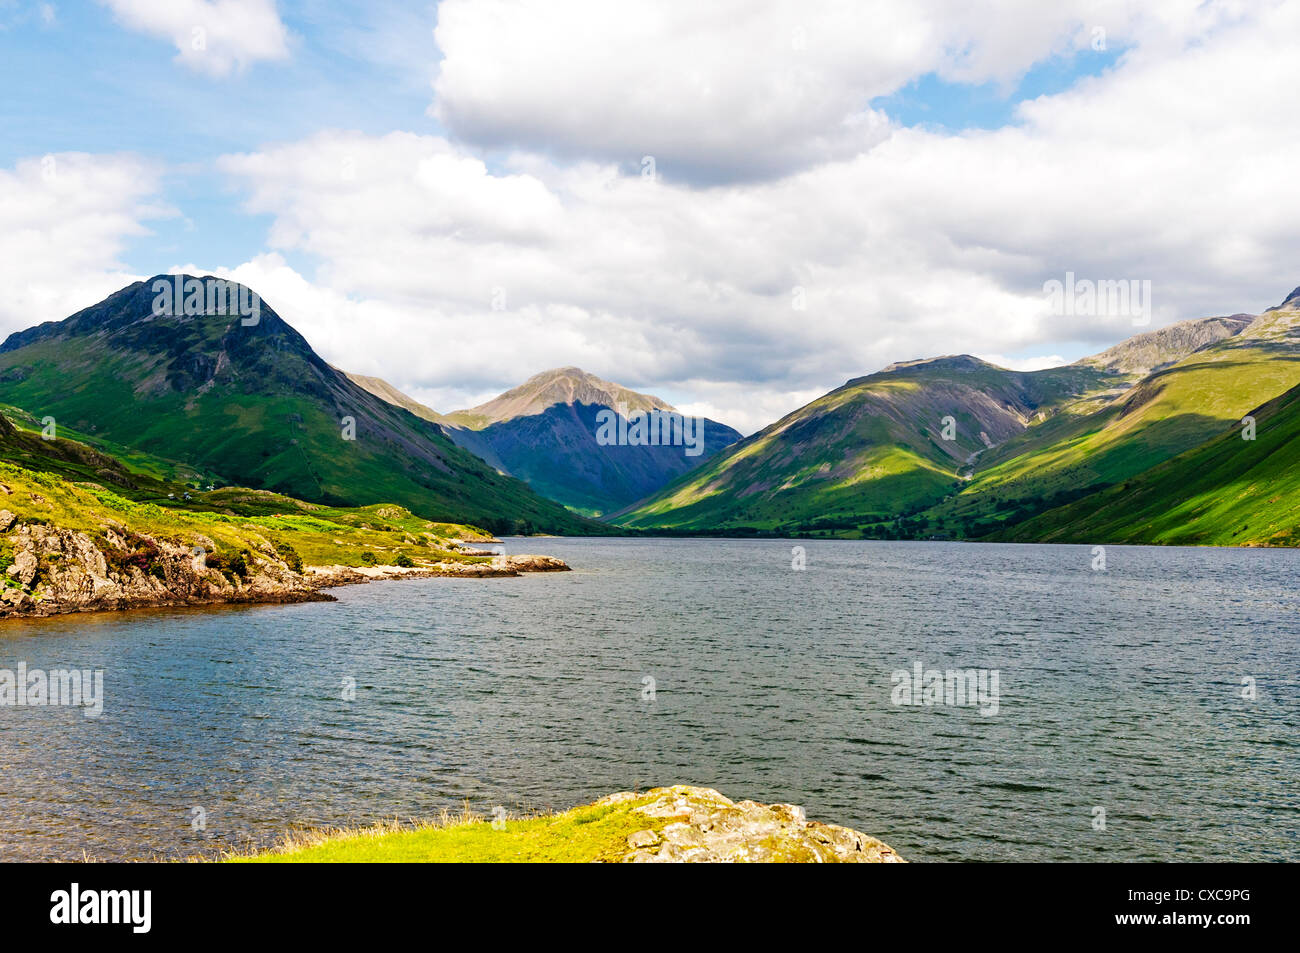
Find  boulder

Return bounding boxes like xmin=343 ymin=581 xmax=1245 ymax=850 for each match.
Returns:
xmin=8 ymin=549 xmax=37 ymax=586
xmin=494 ymin=554 xmax=571 ymax=573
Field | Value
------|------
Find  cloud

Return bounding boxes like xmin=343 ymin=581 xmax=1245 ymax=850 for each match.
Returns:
xmin=3 ymin=1 xmax=1284 ymax=439
xmin=99 ymin=0 xmax=290 ymax=76
xmin=977 ymin=354 xmax=1069 ymax=372
xmin=430 ymin=0 xmax=1208 ymax=183
xmin=0 ymin=152 xmax=171 ymax=337
xmin=205 ymin=0 xmax=1300 ymax=435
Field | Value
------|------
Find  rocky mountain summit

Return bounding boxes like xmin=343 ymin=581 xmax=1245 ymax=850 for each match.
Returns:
xmin=1077 ymin=314 xmax=1252 ymax=376
xmin=442 ymin=366 xmax=675 ymax=429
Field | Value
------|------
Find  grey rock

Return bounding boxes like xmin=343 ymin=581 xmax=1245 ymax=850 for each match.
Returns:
xmin=593 ymin=785 xmax=904 ymax=864
xmin=8 ymin=549 xmax=37 ymax=585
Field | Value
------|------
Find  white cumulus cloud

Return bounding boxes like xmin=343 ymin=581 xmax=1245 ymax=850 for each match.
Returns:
xmin=13 ymin=2 xmax=1298 ymax=439
xmin=207 ymin=0 xmax=1300 ymax=433
xmin=0 ymin=152 xmax=171 ymax=337
xmin=430 ymin=0 xmax=1211 ymax=183
xmin=99 ymin=0 xmax=290 ymax=76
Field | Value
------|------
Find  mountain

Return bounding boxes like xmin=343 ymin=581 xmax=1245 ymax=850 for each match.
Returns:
xmin=612 ymin=355 xmax=1123 ymax=531
xmin=614 ymin=298 xmax=1300 ymax=539
xmin=342 ymin=371 xmax=448 ymax=425
xmin=349 ymin=367 xmax=742 ymax=516
xmin=0 ymin=276 xmax=598 ymax=534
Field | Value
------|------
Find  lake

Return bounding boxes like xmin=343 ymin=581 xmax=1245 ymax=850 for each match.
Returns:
xmin=0 ymin=538 xmax=1295 ymax=862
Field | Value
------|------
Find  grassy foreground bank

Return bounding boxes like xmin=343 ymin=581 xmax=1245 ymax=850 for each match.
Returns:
xmin=229 ymin=785 xmax=905 ymax=864
xmin=232 ymin=798 xmax=667 ymax=864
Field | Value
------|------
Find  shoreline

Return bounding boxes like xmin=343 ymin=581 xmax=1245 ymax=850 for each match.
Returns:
xmin=0 ymin=523 xmax=571 ymax=623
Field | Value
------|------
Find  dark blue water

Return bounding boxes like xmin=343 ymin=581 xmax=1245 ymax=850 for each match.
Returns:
xmin=1 ymin=538 xmax=1296 ymax=861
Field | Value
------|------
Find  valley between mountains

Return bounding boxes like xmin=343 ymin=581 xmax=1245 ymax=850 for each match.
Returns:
xmin=0 ymin=272 xmax=1297 ymax=619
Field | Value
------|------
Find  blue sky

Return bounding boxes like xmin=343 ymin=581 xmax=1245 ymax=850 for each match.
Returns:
xmin=871 ymin=46 xmax=1125 ymax=132
xmin=1 ymin=1 xmax=445 ymax=271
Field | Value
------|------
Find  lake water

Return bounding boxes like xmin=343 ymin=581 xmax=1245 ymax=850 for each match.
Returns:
xmin=0 ymin=538 xmax=1296 ymax=862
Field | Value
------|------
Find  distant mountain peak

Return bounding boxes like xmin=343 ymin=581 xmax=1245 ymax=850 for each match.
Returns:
xmin=346 ymin=365 xmax=741 ymax=516
xmin=879 ymin=354 xmax=991 ymax=374
xmin=1076 ymin=315 xmax=1251 ymax=376
xmin=447 ymin=366 xmax=674 ymax=429
xmin=343 ymin=371 xmax=444 ymax=425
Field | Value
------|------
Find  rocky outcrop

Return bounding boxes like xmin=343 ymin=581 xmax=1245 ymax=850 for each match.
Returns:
xmin=0 ymin=517 xmax=569 ymax=620
xmin=598 ymin=785 xmax=904 ymax=863
xmin=493 ymin=554 xmax=570 ymax=572
xmin=0 ymin=518 xmax=327 ymax=619
xmin=1077 ymin=314 xmax=1252 ymax=376
xmin=305 ymin=553 xmax=570 ymax=588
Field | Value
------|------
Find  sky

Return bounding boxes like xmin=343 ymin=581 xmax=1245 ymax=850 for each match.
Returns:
xmin=2 ymin=0 xmax=1298 ymax=434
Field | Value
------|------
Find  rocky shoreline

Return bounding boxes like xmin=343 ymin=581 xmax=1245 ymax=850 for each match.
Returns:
xmin=0 ymin=511 xmax=569 ymax=621
xmin=305 ymin=553 xmax=570 ymax=589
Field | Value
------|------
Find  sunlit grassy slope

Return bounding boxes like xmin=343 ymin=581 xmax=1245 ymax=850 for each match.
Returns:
xmin=997 ymin=380 xmax=1300 ymax=546
xmin=232 ymin=795 xmax=671 ymax=863
xmin=925 ymin=306 xmax=1300 ymax=536
xmin=0 ymin=413 xmax=495 ymax=571
xmin=616 ymin=303 xmax=1300 ymax=544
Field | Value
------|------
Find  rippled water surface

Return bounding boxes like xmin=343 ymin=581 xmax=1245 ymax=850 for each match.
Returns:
xmin=1 ymin=538 xmax=1296 ymax=861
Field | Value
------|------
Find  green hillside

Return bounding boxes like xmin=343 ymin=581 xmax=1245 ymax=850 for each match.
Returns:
xmin=996 ymin=381 xmax=1300 ymax=546
xmin=0 ymin=277 xmax=599 ymax=535
xmin=0 ymin=404 xmax=499 ymax=568
xmin=613 ymin=355 xmax=1118 ymax=532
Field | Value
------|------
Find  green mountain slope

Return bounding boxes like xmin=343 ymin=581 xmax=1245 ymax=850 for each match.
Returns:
xmin=350 ymin=367 xmax=742 ymax=516
xmin=0 ymin=277 xmax=599 ymax=534
xmin=996 ymin=379 xmax=1300 ymax=546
